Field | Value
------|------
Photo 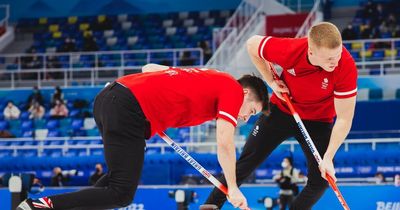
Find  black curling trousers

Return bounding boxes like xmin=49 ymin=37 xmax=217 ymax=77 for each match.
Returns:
xmin=205 ymin=105 xmax=333 ymax=210
xmin=50 ymin=82 xmax=148 ymax=209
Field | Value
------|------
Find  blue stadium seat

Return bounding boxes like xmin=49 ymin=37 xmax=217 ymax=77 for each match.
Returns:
xmin=10 ymin=129 xmax=22 ymax=138
xmin=89 ymin=139 xmax=102 ymax=145
xmin=69 ymin=109 xmax=81 ymax=118
xmin=71 ymin=119 xmax=84 ymax=130
xmin=0 ymin=120 xmax=8 ymax=130
xmin=73 ymin=129 xmax=86 ymax=137
xmin=46 ymin=119 xmax=59 ymax=129
xmin=43 ymin=149 xmax=63 ymax=157
xmin=17 ymin=103 xmax=27 ymax=110
xmin=6 ymin=64 xmax=18 ymax=70
xmin=178 ymin=127 xmax=190 ymax=137
xmin=64 ymin=150 xmax=78 ymax=157
xmin=21 ymin=120 xmax=33 ymax=131
xmin=124 ymin=61 xmax=137 ymax=67
xmin=369 ymin=69 xmax=385 ymax=75
xmin=368 ymin=88 xmax=383 ymax=100
xmin=75 ymin=140 xmax=89 ymax=145
xmin=58 ymin=127 xmax=71 ymax=137
xmin=165 ymin=128 xmax=179 ymax=139
xmin=66 ymin=101 xmax=74 ymax=109
xmin=60 ymin=118 xmax=72 ymax=129
xmin=350 ymin=51 xmax=360 ymax=61
xmin=67 ymin=148 xmax=87 ymax=157
xmin=0 ymin=141 xmax=10 ymax=146
xmin=47 ymin=130 xmax=61 ymax=137
xmin=77 ymin=149 xmax=89 ymax=156
xmin=381 ymin=32 xmax=392 ymax=38
xmin=9 ymin=141 xmax=23 ymax=146
xmin=22 ymin=130 xmax=34 ymax=138
xmin=50 ymin=140 xmax=64 ymax=145
xmin=91 ymin=149 xmax=104 ymax=156
xmin=372 ymin=50 xmax=385 ymax=60
xmin=145 ymin=148 xmax=161 ymax=154
xmin=17 ymin=149 xmax=38 ymax=157
xmin=20 ymin=111 xmax=30 ymax=120
xmin=22 ymin=140 xmax=37 ymax=146
xmin=364 ymin=42 xmax=373 ymax=49
xmin=34 ymin=119 xmax=47 ymax=129
xmin=8 ymin=119 xmax=21 ymax=130
xmin=87 ymin=128 xmax=100 ymax=136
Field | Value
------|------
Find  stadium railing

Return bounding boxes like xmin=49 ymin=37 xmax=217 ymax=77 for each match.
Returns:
xmin=278 ymin=0 xmax=317 ymax=13
xmin=1 ymin=136 xmax=398 ymax=156
xmin=295 ymin=0 xmax=322 ymax=38
xmin=208 ymin=0 xmax=263 ymax=69
xmin=343 ymin=38 xmax=400 ymax=70
xmin=0 ymin=48 xmax=203 ymax=88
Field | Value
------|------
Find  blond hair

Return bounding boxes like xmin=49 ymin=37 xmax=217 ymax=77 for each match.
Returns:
xmin=308 ymin=22 xmax=342 ymax=49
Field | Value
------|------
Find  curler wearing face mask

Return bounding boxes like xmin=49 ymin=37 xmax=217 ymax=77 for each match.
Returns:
xmin=281 ymin=161 xmax=289 ymax=168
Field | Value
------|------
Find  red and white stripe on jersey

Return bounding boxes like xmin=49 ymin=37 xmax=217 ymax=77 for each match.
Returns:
xmin=258 ymin=36 xmax=272 ymax=60
xmin=334 ymin=88 xmax=358 ymax=99
xmin=217 ymin=111 xmax=238 ymax=127
xmin=32 ymin=197 xmax=54 ymax=209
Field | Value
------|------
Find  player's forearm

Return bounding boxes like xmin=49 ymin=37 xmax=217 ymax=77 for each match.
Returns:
xmin=216 ymin=119 xmax=239 ymax=189
xmin=252 ymin=56 xmax=275 ymax=86
xmin=217 ymin=140 xmax=238 ymax=188
xmin=246 ymin=36 xmax=275 ymax=86
xmin=324 ymin=118 xmax=352 ymax=160
xmin=325 ymin=97 xmax=356 ymax=160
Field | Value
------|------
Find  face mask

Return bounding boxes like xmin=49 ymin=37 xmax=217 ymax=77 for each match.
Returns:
xmin=375 ymin=178 xmax=382 ymax=184
xmin=281 ymin=161 xmax=289 ymax=168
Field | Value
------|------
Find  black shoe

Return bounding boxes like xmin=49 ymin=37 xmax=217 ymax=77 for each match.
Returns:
xmin=16 ymin=198 xmax=53 ymax=210
xmin=199 ymin=204 xmax=219 ymax=210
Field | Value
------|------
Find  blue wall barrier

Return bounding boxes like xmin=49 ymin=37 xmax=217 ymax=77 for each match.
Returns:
xmin=0 ymin=185 xmax=399 ymax=210
xmin=0 ymin=86 xmax=102 ymax=105
xmin=1 ymin=75 xmax=400 ymax=104
xmin=352 ymin=100 xmax=400 ymax=131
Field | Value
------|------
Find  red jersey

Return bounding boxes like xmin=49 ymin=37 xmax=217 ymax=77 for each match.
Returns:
xmin=258 ymin=37 xmax=358 ymax=122
xmin=117 ymin=67 xmax=244 ymax=136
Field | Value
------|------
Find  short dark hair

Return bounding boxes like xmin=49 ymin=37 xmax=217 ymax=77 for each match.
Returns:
xmin=284 ymin=156 xmax=294 ymax=166
xmin=237 ymin=75 xmax=269 ymax=112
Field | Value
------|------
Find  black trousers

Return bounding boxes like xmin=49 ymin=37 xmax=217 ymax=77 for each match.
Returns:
xmin=205 ymin=105 xmax=332 ymax=210
xmin=50 ymin=82 xmax=148 ymax=209
xmin=279 ymin=194 xmax=294 ymax=210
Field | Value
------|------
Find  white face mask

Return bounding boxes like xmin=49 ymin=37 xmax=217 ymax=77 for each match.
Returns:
xmin=375 ymin=177 xmax=383 ymax=184
xmin=281 ymin=161 xmax=289 ymax=168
